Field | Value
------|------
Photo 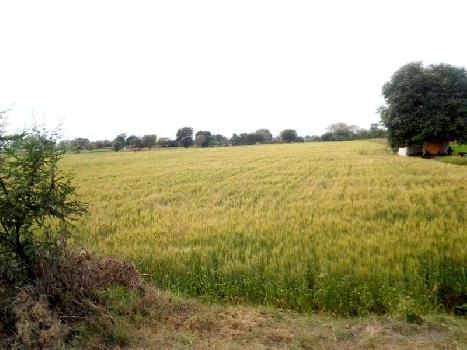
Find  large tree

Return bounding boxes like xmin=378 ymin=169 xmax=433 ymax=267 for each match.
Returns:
xmin=176 ymin=127 xmax=194 ymax=148
xmin=142 ymin=134 xmax=157 ymax=149
xmin=126 ymin=135 xmax=143 ymax=149
xmin=280 ymin=129 xmax=298 ymax=143
xmin=255 ymin=129 xmax=273 ymax=143
xmin=194 ymin=130 xmax=212 ymax=147
xmin=380 ymin=62 xmax=467 ymax=147
xmin=112 ymin=133 xmax=126 ymax=151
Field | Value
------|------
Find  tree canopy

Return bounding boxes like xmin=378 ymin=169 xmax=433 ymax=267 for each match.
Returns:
xmin=194 ymin=131 xmax=212 ymax=147
xmin=380 ymin=62 xmax=467 ymax=147
xmin=176 ymin=127 xmax=194 ymax=148
xmin=142 ymin=134 xmax=157 ymax=149
xmin=280 ymin=129 xmax=298 ymax=143
xmin=0 ymin=124 xmax=85 ymax=279
xmin=255 ymin=129 xmax=273 ymax=143
xmin=126 ymin=135 xmax=143 ymax=149
xmin=112 ymin=133 xmax=126 ymax=151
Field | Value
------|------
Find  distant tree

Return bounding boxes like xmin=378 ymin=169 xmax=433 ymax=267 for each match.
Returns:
xmin=380 ymin=62 xmax=467 ymax=147
xmin=75 ymin=138 xmax=91 ymax=151
xmin=320 ymin=133 xmax=333 ymax=141
xmin=194 ymin=131 xmax=212 ymax=147
xmin=167 ymin=139 xmax=179 ymax=147
xmin=176 ymin=127 xmax=194 ymax=148
xmin=142 ymin=134 xmax=157 ymax=149
xmin=369 ymin=123 xmax=386 ymax=138
xmin=354 ymin=128 xmax=370 ymax=139
xmin=66 ymin=139 xmax=80 ymax=153
xmin=370 ymin=123 xmax=380 ymax=133
xmin=57 ymin=140 xmax=67 ymax=151
xmin=126 ymin=135 xmax=143 ymax=149
xmin=157 ymin=137 xmax=170 ymax=147
xmin=194 ymin=133 xmax=207 ymax=147
xmin=56 ymin=140 xmax=75 ymax=152
xmin=94 ymin=140 xmax=106 ymax=149
xmin=326 ymin=123 xmax=353 ymax=136
xmin=230 ymin=132 xmax=270 ymax=146
xmin=245 ymin=133 xmax=258 ymax=145
xmin=112 ymin=133 xmax=126 ymax=151
xmin=255 ymin=129 xmax=273 ymax=143
xmin=230 ymin=133 xmax=241 ymax=146
xmin=304 ymin=135 xmax=321 ymax=142
xmin=321 ymin=123 xmax=355 ymax=141
xmin=92 ymin=140 xmax=111 ymax=149
xmin=213 ymin=134 xmax=227 ymax=146
xmin=280 ymin=129 xmax=298 ymax=143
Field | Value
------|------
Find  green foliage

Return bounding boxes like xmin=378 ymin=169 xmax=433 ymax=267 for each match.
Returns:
xmin=452 ymin=144 xmax=467 ymax=153
xmin=437 ymin=156 xmax=467 ymax=166
xmin=112 ymin=133 xmax=126 ymax=151
xmin=99 ymin=286 xmax=141 ymax=318
xmin=194 ymin=131 xmax=212 ymax=147
xmin=176 ymin=127 xmax=194 ymax=148
xmin=125 ymin=135 xmax=143 ymax=149
xmin=320 ymin=123 xmax=386 ymax=142
xmin=230 ymin=132 xmax=264 ymax=146
xmin=280 ymin=129 xmax=298 ymax=143
xmin=0 ymin=126 xmax=85 ymax=280
xmin=380 ymin=62 xmax=467 ymax=147
xmin=255 ymin=129 xmax=273 ymax=143
xmin=142 ymin=134 xmax=157 ymax=149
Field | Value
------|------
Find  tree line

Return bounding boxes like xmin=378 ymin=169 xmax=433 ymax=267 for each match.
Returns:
xmin=57 ymin=123 xmax=386 ymax=152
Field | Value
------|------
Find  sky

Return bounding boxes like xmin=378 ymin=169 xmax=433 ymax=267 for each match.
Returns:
xmin=1 ymin=0 xmax=467 ymax=140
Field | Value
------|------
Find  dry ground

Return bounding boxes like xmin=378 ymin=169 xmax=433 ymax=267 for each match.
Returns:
xmin=115 ymin=290 xmax=467 ymax=350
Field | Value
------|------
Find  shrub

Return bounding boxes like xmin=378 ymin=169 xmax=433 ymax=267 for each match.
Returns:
xmin=0 ymin=123 xmax=145 ymax=347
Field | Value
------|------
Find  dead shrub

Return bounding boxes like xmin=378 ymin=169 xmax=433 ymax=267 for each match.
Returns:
xmin=0 ymin=249 xmax=144 ymax=349
xmin=14 ymin=289 xmax=68 ymax=349
xmin=34 ymin=250 xmax=143 ymax=319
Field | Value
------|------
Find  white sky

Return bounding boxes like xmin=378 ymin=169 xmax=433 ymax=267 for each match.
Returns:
xmin=1 ymin=0 xmax=466 ymax=140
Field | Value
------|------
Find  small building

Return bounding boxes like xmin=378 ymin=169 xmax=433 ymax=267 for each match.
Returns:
xmin=398 ymin=142 xmax=450 ymax=157
xmin=398 ymin=145 xmax=422 ymax=156
xmin=423 ymin=141 xmax=449 ymax=156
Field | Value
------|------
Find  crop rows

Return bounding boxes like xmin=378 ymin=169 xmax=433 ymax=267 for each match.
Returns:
xmin=62 ymin=140 xmax=467 ymax=315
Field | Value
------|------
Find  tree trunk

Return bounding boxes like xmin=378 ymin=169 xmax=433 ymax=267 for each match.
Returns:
xmin=14 ymin=225 xmax=34 ymax=280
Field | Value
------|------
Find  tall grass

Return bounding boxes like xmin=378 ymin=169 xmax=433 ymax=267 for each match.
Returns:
xmin=438 ymin=156 xmax=467 ymax=166
xmin=62 ymin=141 xmax=467 ymax=315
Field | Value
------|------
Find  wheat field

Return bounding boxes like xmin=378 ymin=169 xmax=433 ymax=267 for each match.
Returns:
xmin=61 ymin=140 xmax=467 ymax=315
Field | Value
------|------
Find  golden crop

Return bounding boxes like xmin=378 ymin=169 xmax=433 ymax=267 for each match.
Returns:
xmin=61 ymin=140 xmax=467 ymax=315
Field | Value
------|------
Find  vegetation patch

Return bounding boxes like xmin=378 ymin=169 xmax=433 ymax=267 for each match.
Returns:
xmin=0 ymin=124 xmax=144 ymax=348
xmin=452 ymin=144 xmax=467 ymax=153
xmin=437 ymin=156 xmax=467 ymax=166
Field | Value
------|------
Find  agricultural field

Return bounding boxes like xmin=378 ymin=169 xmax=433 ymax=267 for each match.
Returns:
xmin=62 ymin=140 xmax=467 ymax=316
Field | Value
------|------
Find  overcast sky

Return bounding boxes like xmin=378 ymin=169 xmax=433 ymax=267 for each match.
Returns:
xmin=1 ymin=0 xmax=466 ymax=140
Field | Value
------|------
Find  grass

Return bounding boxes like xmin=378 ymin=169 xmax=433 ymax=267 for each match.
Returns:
xmin=452 ymin=143 xmax=467 ymax=153
xmin=117 ymin=288 xmax=467 ymax=349
xmin=72 ymin=287 xmax=467 ymax=349
xmin=437 ymin=156 xmax=467 ymax=166
xmin=61 ymin=140 xmax=467 ymax=316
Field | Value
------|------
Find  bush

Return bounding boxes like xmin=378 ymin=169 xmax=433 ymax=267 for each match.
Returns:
xmin=0 ymin=123 xmax=146 ymax=347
